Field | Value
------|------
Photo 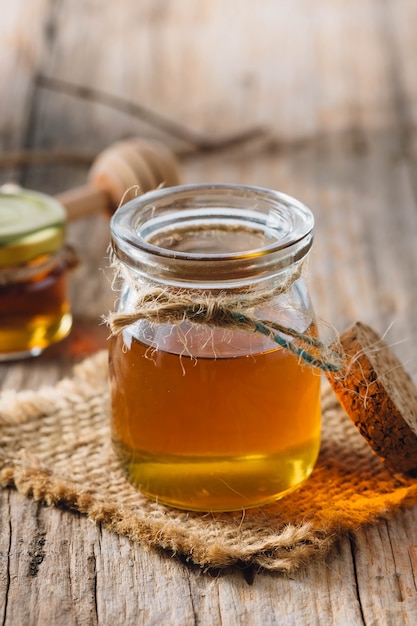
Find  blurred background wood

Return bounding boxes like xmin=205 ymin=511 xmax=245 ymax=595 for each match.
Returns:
xmin=1 ymin=1 xmax=417 ymax=624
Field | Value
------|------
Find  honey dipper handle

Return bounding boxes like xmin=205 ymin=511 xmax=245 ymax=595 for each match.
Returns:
xmin=56 ymin=184 xmax=111 ymax=220
xmin=56 ymin=139 xmax=181 ymax=221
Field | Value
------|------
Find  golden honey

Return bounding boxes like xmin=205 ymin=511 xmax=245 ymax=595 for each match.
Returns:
xmin=110 ymin=326 xmax=321 ymax=511
xmin=0 ymin=252 xmax=73 ymax=358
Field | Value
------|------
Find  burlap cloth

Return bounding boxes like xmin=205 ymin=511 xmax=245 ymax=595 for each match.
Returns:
xmin=1 ymin=350 xmax=417 ymax=573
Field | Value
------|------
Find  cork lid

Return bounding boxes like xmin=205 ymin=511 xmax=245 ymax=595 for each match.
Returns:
xmin=0 ymin=185 xmax=66 ymax=266
xmin=326 ymin=321 xmax=417 ymax=476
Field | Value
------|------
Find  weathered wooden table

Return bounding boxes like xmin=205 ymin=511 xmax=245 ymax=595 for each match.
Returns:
xmin=1 ymin=1 xmax=417 ymax=623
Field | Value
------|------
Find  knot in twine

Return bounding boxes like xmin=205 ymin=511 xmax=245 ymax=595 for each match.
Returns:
xmin=106 ymin=260 xmax=342 ymax=372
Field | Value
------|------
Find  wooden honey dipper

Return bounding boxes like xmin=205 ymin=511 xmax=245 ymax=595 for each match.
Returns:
xmin=55 ymin=138 xmax=181 ymax=220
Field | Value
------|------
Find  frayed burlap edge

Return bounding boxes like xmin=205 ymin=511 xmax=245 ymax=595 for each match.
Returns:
xmin=1 ymin=351 xmax=417 ymax=573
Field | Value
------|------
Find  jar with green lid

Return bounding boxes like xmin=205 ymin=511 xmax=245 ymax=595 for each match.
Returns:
xmin=0 ymin=185 xmax=76 ymax=360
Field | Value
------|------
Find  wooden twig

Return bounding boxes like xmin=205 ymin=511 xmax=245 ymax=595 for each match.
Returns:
xmin=36 ymin=74 xmax=268 ymax=154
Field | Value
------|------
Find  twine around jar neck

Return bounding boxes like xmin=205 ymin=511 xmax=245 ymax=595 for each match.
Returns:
xmin=106 ymin=255 xmax=342 ymax=373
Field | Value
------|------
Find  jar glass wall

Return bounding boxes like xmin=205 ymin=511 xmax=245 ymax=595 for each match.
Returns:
xmin=108 ymin=184 xmax=322 ymax=512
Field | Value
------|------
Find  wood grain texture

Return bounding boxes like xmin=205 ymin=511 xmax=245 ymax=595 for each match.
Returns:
xmin=1 ymin=0 xmax=417 ymax=624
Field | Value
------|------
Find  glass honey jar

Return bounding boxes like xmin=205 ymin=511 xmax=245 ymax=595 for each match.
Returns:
xmin=0 ymin=185 xmax=75 ymax=360
xmin=108 ymin=183 xmax=328 ymax=512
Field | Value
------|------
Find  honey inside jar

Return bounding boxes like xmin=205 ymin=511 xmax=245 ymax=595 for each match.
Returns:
xmin=0 ymin=251 xmax=73 ymax=358
xmin=108 ymin=183 xmax=322 ymax=511
xmin=110 ymin=324 xmax=321 ymax=511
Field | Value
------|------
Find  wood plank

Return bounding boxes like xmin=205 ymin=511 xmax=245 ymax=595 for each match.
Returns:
xmin=379 ymin=0 xmax=417 ymax=129
xmin=352 ymin=510 xmax=417 ymax=625
xmin=0 ymin=490 xmax=367 ymax=626
xmin=14 ymin=0 xmax=417 ymax=158
xmin=0 ymin=0 xmax=52 ymax=181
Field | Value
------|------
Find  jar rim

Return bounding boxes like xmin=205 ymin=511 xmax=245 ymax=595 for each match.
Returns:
xmin=110 ymin=183 xmax=314 ymax=284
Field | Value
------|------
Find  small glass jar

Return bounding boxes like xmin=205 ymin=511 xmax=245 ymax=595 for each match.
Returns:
xmin=0 ymin=185 xmax=75 ymax=360
xmin=108 ymin=183 xmax=322 ymax=512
